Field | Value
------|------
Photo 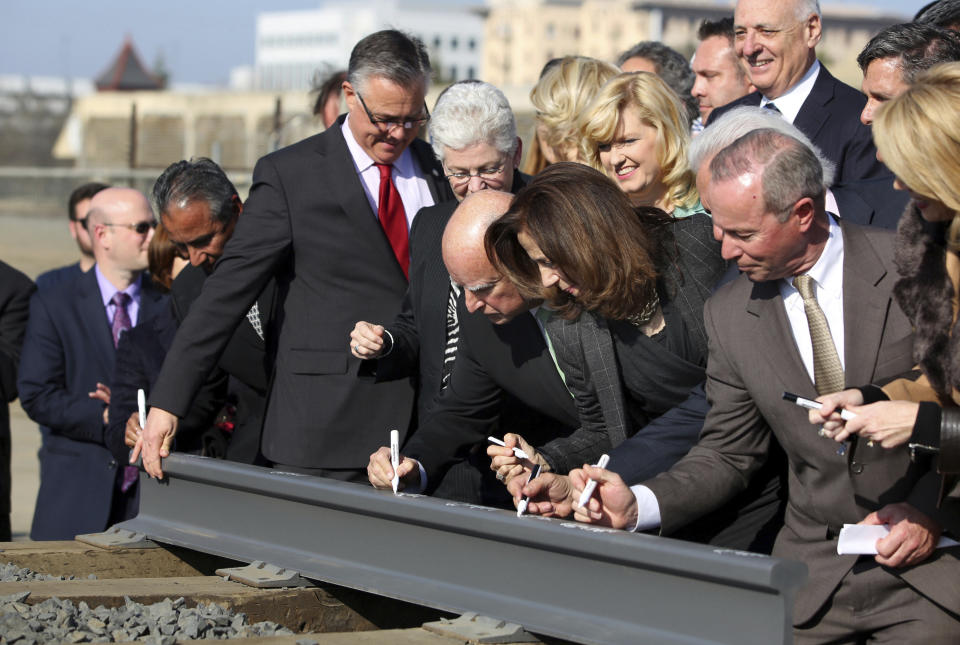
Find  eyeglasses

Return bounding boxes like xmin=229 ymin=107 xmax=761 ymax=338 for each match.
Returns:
xmin=103 ymin=220 xmax=157 ymax=235
xmin=444 ymin=164 xmax=507 ymax=186
xmin=356 ymin=91 xmax=429 ymax=132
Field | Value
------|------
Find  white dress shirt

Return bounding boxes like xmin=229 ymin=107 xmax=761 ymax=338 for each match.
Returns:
xmin=341 ymin=115 xmax=435 ymax=230
xmin=630 ymin=214 xmax=845 ymax=531
xmin=760 ymin=60 xmax=820 ymax=124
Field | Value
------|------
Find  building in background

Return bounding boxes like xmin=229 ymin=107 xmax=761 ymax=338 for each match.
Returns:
xmin=247 ymin=0 xmax=485 ymax=91
xmin=483 ymin=0 xmax=905 ymax=90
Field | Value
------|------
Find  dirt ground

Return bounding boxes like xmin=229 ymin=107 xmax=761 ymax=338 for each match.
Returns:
xmin=1 ymin=213 xmax=82 ymax=539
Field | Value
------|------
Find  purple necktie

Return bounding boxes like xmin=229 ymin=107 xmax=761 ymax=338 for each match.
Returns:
xmin=111 ymin=292 xmax=131 ymax=348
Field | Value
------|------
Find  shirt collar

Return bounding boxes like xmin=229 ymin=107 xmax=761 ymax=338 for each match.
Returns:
xmin=94 ymin=264 xmax=141 ymax=308
xmin=760 ymin=59 xmax=820 ymax=124
xmin=785 ymin=212 xmax=843 ymax=296
xmin=341 ymin=113 xmax=416 ymax=177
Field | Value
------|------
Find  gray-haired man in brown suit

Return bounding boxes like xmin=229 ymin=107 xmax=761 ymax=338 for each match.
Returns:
xmin=569 ymin=128 xmax=960 ymax=641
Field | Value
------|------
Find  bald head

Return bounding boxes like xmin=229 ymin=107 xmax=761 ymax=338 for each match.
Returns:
xmin=442 ymin=191 xmax=527 ymax=324
xmin=87 ymin=187 xmax=156 ymax=280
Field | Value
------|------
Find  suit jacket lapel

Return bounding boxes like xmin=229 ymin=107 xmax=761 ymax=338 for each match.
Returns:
xmin=793 ymin=66 xmax=834 ymax=144
xmin=319 ymin=118 xmax=407 ymax=280
xmin=410 ymin=138 xmax=450 ymax=204
xmin=839 ymin=222 xmax=891 ymax=386
xmin=78 ymin=269 xmax=116 ymax=376
xmin=746 ymin=280 xmax=816 ymax=398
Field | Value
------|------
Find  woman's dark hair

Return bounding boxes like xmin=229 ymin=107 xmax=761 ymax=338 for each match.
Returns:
xmin=486 ymin=162 xmax=669 ymax=320
xmin=147 ymin=223 xmax=179 ymax=292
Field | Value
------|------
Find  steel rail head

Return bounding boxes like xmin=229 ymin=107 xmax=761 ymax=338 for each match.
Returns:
xmin=118 ymin=454 xmax=807 ymax=645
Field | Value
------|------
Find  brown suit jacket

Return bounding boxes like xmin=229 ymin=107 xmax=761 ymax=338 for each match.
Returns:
xmin=644 ymin=220 xmax=960 ymax=623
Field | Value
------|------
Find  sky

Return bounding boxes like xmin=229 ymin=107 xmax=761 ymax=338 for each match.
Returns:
xmin=0 ymin=0 xmax=932 ymax=86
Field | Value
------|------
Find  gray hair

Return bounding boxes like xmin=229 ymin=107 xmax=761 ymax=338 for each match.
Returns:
xmin=857 ymin=23 xmax=960 ymax=84
xmin=737 ymin=0 xmax=820 ymax=21
xmin=690 ymin=106 xmax=835 ymax=185
xmin=153 ymin=158 xmax=239 ymax=226
xmin=710 ymin=128 xmax=825 ymax=222
xmin=617 ymin=41 xmax=699 ymax=125
xmin=916 ymin=0 xmax=960 ymax=28
xmin=347 ymin=30 xmax=431 ymax=93
xmin=429 ymin=81 xmax=518 ymax=161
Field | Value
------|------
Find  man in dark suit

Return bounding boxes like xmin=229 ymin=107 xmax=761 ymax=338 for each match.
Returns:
xmin=707 ymin=0 xmax=886 ymax=184
xmin=570 ymin=129 xmax=959 ymax=640
xmin=36 ymin=182 xmax=109 ymax=290
xmin=350 ymin=81 xmax=527 ymax=502
xmin=19 ymin=187 xmax=167 ymax=540
xmin=151 ymin=158 xmax=274 ymax=464
xmin=367 ymin=190 xmax=578 ymax=496
xmin=351 ymin=81 xmax=526 ymax=424
xmin=857 ymin=22 xmax=960 ymax=127
xmin=0 ymin=260 xmax=34 ymax=540
xmin=140 ymin=30 xmax=453 ymax=482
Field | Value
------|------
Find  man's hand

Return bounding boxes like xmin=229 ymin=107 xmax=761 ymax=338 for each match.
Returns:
xmin=487 ymin=433 xmax=548 ymax=486
xmin=89 ymin=382 xmax=112 ymax=425
xmin=367 ymin=446 xmax=421 ymax=491
xmin=509 ymin=471 xmax=576 ymax=517
xmin=124 ymin=411 xmax=142 ymax=448
xmin=860 ymin=503 xmax=942 ymax=568
xmin=570 ymin=465 xmax=638 ymax=530
xmin=133 ymin=407 xmax=179 ymax=479
xmin=350 ymin=321 xmax=388 ymax=359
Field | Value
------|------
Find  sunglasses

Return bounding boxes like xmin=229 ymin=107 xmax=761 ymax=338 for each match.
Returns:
xmin=103 ymin=220 xmax=157 ymax=235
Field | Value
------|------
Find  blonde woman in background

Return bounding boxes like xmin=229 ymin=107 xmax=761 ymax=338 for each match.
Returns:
xmin=580 ymin=72 xmax=703 ymax=218
xmin=522 ymin=56 xmax=619 ymax=175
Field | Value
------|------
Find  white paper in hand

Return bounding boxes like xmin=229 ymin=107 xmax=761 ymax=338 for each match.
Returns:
xmin=837 ymin=523 xmax=960 ymax=555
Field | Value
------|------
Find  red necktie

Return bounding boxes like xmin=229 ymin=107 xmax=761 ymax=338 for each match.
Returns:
xmin=374 ymin=163 xmax=410 ymax=279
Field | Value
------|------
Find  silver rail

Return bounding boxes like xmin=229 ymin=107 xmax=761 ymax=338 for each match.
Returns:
xmin=117 ymin=454 xmax=807 ymax=645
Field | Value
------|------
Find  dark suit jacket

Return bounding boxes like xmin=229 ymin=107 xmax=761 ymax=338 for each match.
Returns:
xmin=404 ymin=303 xmax=579 ymax=491
xmin=18 ymin=269 xmax=167 ymax=540
xmin=0 ymin=261 xmax=34 ymax=532
xmin=169 ymin=264 xmax=276 ymax=464
xmin=708 ymin=65 xmax=887 ymax=185
xmin=150 ymin=116 xmax=453 ymax=470
xmin=643 ymin=221 xmax=960 ymax=623
xmin=105 ymin=303 xmax=227 ymax=464
xmin=832 ymin=178 xmax=909 ymax=231
xmin=362 ymin=169 xmax=530 ymax=423
xmin=36 ymin=262 xmax=83 ymax=291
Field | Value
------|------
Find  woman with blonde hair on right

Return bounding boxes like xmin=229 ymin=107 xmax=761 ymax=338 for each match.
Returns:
xmin=813 ymin=62 xmax=960 ymax=482
xmin=522 ymin=56 xmax=619 ymax=175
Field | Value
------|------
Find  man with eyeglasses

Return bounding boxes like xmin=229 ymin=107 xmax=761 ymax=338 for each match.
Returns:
xmin=19 ymin=187 xmax=168 ymax=539
xmin=138 ymin=30 xmax=452 ymax=482
xmin=706 ymin=0 xmax=887 ymax=184
xmin=351 ymin=80 xmax=530 ymax=503
xmin=36 ymin=182 xmax=110 ymax=290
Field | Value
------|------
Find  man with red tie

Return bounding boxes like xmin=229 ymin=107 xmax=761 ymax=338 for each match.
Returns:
xmin=140 ymin=30 xmax=452 ymax=481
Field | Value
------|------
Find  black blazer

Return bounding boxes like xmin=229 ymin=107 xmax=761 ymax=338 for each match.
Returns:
xmin=404 ymin=302 xmax=579 ymax=490
xmin=18 ymin=269 xmax=166 ymax=539
xmin=169 ymin=264 xmax=276 ymax=464
xmin=105 ymin=303 xmax=228 ymax=464
xmin=832 ymin=178 xmax=909 ymax=231
xmin=708 ymin=64 xmax=888 ymax=185
xmin=150 ymin=117 xmax=453 ymax=470
xmin=35 ymin=262 xmax=83 ymax=291
xmin=0 ymin=261 xmax=34 ymax=526
xmin=362 ymin=169 xmax=530 ymax=423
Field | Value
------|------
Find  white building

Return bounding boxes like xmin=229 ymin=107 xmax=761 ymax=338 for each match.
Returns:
xmin=252 ymin=1 xmax=485 ymax=91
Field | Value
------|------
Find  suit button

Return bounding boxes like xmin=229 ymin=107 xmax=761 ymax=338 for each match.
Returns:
xmin=109 ymin=459 xmax=117 ymax=468
xmin=850 ymin=462 xmax=864 ymax=474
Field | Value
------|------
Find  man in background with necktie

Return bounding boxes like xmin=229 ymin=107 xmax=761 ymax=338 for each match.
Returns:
xmin=18 ymin=187 xmax=167 ymax=540
xmin=140 ymin=30 xmax=452 ymax=482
